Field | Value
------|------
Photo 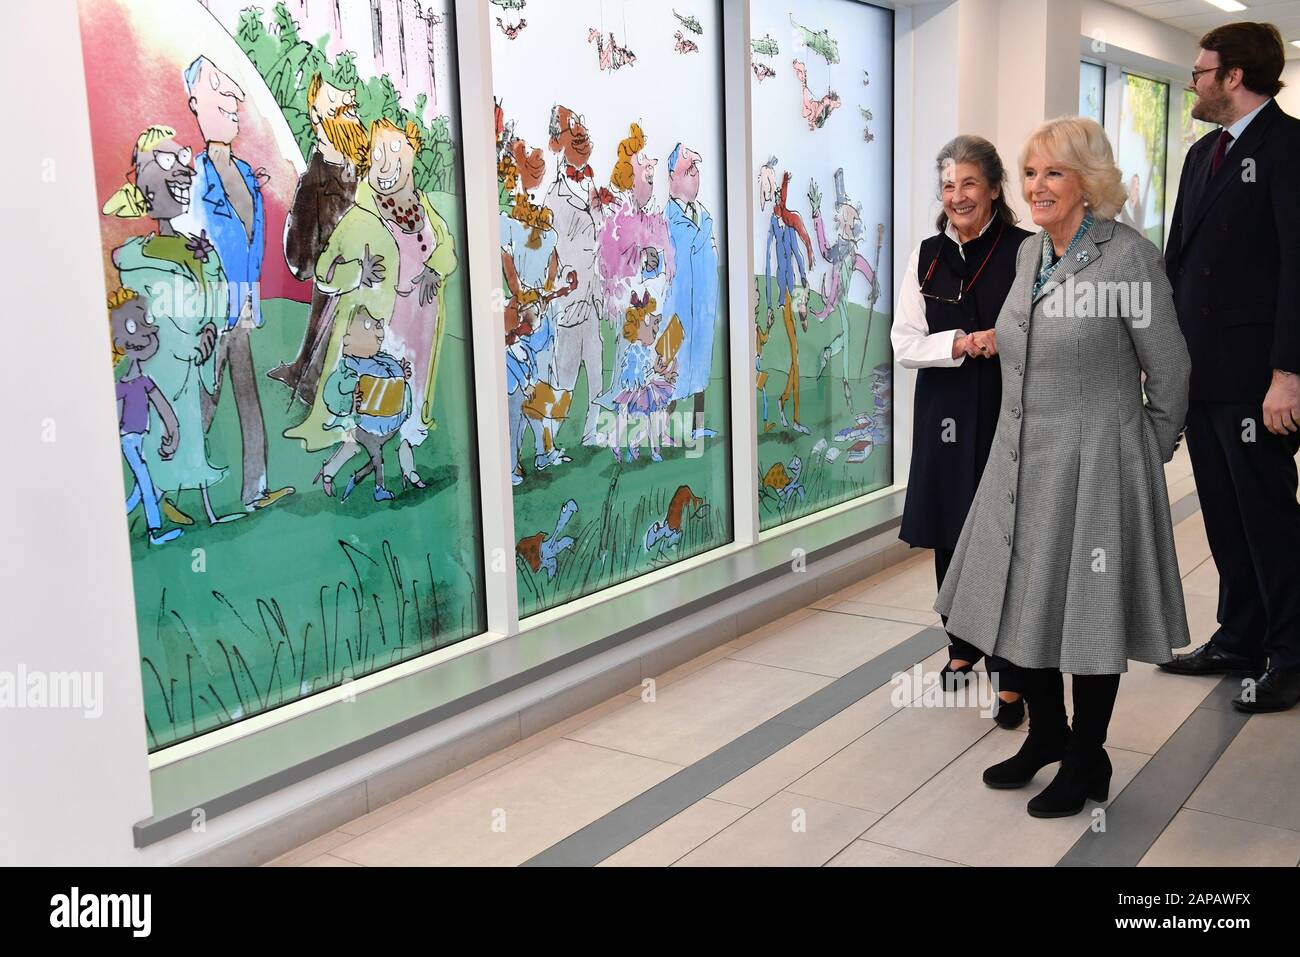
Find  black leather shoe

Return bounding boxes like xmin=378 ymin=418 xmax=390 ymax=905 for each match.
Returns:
xmin=1158 ymin=642 xmax=1266 ymax=677
xmin=1027 ymin=749 xmax=1112 ymax=818
xmin=1232 ymin=667 xmax=1300 ymax=713
xmin=993 ymin=695 xmax=1025 ymax=729
xmin=983 ymin=731 xmax=1067 ymax=788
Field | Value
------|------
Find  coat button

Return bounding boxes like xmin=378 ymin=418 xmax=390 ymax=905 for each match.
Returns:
xmin=1002 ymin=533 xmax=1012 ymax=546
xmin=1202 ymin=266 xmax=1211 ymax=277
xmin=1010 ymin=406 xmax=1022 ymax=419
xmin=1018 ymin=319 xmax=1028 ymax=329
xmin=1013 ymin=363 xmax=1023 ymax=375
xmin=1201 ymin=307 xmax=1210 ymax=317
xmin=1007 ymin=490 xmax=1015 ymax=504
xmin=1009 ymin=448 xmax=1018 ymax=462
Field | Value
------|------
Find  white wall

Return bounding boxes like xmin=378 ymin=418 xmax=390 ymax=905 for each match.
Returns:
xmin=0 ymin=0 xmax=154 ymax=865
xmin=1280 ymin=61 xmax=1300 ymax=118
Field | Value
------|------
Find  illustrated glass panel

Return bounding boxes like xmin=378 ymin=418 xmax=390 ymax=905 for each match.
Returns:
xmin=1079 ymin=60 xmax=1105 ymax=125
xmin=1116 ymin=72 xmax=1169 ymax=248
xmin=492 ymin=1 xmax=733 ymax=616
xmin=750 ymin=0 xmax=894 ymax=530
xmin=77 ymin=0 xmax=486 ymax=751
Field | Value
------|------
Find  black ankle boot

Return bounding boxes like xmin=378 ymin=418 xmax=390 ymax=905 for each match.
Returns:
xmin=1026 ymin=748 xmax=1112 ymax=817
xmin=982 ymin=729 xmax=1068 ymax=788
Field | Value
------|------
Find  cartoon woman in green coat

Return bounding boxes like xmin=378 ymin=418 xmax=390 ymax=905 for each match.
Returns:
xmin=286 ymin=119 xmax=457 ymax=491
xmin=104 ymin=124 xmax=236 ymax=525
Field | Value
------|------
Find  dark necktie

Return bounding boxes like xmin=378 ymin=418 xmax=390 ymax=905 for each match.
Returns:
xmin=1210 ymin=129 xmax=1234 ymax=177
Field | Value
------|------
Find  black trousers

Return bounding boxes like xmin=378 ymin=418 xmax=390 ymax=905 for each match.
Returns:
xmin=1017 ymin=667 xmax=1120 ymax=751
xmin=1184 ymin=401 xmax=1300 ymax=671
xmin=935 ymin=546 xmax=1020 ymax=694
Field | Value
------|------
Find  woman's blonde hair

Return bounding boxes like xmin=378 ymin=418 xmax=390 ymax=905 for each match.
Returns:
xmin=1019 ymin=116 xmax=1127 ymax=220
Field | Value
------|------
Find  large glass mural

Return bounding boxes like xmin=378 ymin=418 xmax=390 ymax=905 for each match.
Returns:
xmin=77 ymin=0 xmax=485 ymax=751
xmin=750 ymin=0 xmax=893 ymax=530
xmin=1179 ymin=87 xmax=1217 ymax=155
xmin=492 ymin=1 xmax=733 ymax=616
xmin=1079 ymin=60 xmax=1105 ymax=125
xmin=1116 ymin=72 xmax=1169 ymax=248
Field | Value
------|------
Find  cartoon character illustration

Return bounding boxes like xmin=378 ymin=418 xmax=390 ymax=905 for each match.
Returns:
xmin=610 ymin=293 xmax=675 ymax=463
xmin=665 ymin=143 xmax=719 ymax=439
xmin=754 ymin=277 xmax=775 ymax=433
xmin=750 ymin=33 xmax=780 ymax=57
xmin=287 ymin=118 xmax=457 ymax=494
xmin=674 ymin=31 xmax=699 ymax=55
xmin=793 ymin=59 xmax=842 ymax=131
xmin=315 ymin=306 xmax=412 ymax=503
xmin=859 ymin=106 xmax=875 ymax=143
xmin=544 ymin=104 xmax=607 ymax=449
xmin=762 ymin=456 xmax=805 ymax=507
xmin=595 ymin=122 xmax=675 ymax=446
xmin=104 ymin=123 xmax=235 ymax=526
xmin=645 ymin=485 xmax=710 ymax=552
xmin=588 ymin=29 xmax=637 ymax=73
xmin=179 ymin=56 xmax=293 ymax=512
xmin=760 ymin=157 xmax=813 ymax=435
xmin=809 ymin=169 xmax=879 ymax=409
xmin=517 ymin=499 xmax=579 ymax=580
xmin=109 ymin=288 xmax=183 ymax=545
xmin=673 ymin=10 xmax=703 ymax=35
xmin=496 ymin=17 xmax=528 ymax=39
xmin=270 ymin=73 xmax=367 ymax=403
xmin=751 ymin=62 xmax=777 ymax=83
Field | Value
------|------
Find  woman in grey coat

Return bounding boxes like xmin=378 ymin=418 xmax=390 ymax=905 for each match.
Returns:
xmin=935 ymin=117 xmax=1192 ymax=818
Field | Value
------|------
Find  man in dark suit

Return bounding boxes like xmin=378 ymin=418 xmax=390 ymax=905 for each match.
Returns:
xmin=1160 ymin=22 xmax=1300 ymax=713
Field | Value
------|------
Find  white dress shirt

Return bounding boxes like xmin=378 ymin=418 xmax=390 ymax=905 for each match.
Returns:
xmin=890 ymin=215 xmax=995 ymax=368
xmin=1224 ymin=98 xmax=1271 ymax=152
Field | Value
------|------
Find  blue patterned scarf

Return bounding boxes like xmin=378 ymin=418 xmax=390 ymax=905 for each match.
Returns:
xmin=1032 ymin=210 xmax=1095 ymax=300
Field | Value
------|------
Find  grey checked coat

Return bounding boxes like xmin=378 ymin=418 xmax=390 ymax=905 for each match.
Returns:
xmin=934 ymin=218 xmax=1192 ymax=674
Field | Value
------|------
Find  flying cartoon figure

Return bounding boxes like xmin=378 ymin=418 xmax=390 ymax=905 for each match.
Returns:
xmin=496 ymin=17 xmax=528 ymax=39
xmin=860 ymin=106 xmax=875 ymax=143
xmin=752 ymin=61 xmax=776 ymax=82
xmin=789 ymin=14 xmax=840 ymax=64
xmin=645 ymin=485 xmax=710 ymax=552
xmin=673 ymin=9 xmax=703 ymax=35
xmin=762 ymin=456 xmax=805 ymax=508
xmin=750 ymin=33 xmax=780 ymax=57
xmin=517 ymin=499 xmax=579 ymax=580
xmin=793 ymin=59 xmax=841 ymax=130
xmin=589 ymin=28 xmax=636 ymax=73
xmin=674 ymin=31 xmax=699 ymax=54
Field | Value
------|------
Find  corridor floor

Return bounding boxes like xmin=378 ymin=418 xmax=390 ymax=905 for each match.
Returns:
xmin=270 ymin=448 xmax=1300 ymax=867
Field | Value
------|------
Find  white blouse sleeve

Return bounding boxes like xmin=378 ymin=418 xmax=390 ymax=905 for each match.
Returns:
xmin=890 ymin=242 xmax=966 ymax=369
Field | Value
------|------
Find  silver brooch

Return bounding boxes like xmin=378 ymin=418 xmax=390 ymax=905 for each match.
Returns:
xmin=1076 ymin=250 xmax=1090 ymax=263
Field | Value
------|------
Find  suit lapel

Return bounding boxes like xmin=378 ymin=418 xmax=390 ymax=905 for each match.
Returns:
xmin=1181 ymin=100 xmax=1279 ymax=245
xmin=1031 ymin=219 xmax=1111 ymax=307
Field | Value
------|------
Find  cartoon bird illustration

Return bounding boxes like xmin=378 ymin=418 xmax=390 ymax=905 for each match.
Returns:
xmin=673 ymin=9 xmax=704 ymax=35
xmin=517 ymin=498 xmax=579 ymax=579
xmin=645 ymin=485 xmax=710 ymax=551
xmin=751 ymin=61 xmax=776 ymax=82
xmin=762 ymin=456 xmax=805 ymax=506
xmin=790 ymin=14 xmax=840 ymax=64
xmin=750 ymin=33 xmax=780 ymax=57
xmin=674 ymin=30 xmax=699 ymax=54
xmin=489 ymin=0 xmax=526 ymax=9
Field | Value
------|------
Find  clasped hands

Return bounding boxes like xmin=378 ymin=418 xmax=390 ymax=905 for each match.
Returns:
xmin=953 ymin=329 xmax=997 ymax=360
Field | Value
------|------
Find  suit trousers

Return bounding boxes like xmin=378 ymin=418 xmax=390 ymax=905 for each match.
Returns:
xmin=935 ymin=546 xmax=1020 ymax=694
xmin=1184 ymin=400 xmax=1300 ymax=671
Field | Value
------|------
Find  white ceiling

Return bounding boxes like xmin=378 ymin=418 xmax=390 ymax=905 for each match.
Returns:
xmin=1106 ymin=0 xmax=1300 ymax=58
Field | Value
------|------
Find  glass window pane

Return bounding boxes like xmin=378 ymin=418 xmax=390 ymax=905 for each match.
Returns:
xmin=1117 ymin=73 xmax=1170 ymax=248
xmin=492 ymin=2 xmax=733 ymax=616
xmin=1079 ymin=61 xmax=1105 ymax=125
xmin=750 ymin=0 xmax=895 ymax=529
xmin=76 ymin=0 xmax=486 ymax=751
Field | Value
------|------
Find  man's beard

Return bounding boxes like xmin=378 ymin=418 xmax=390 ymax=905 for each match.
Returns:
xmin=1191 ymin=84 xmax=1230 ymax=125
xmin=321 ymin=113 xmax=369 ymax=172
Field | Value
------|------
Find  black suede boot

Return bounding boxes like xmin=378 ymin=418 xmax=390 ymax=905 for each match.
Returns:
xmin=1027 ymin=673 xmax=1120 ymax=818
xmin=983 ymin=668 xmax=1068 ymax=788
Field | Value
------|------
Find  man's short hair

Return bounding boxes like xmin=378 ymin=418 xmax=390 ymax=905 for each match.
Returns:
xmin=182 ymin=55 xmax=208 ymax=95
xmin=1200 ymin=22 xmax=1286 ymax=97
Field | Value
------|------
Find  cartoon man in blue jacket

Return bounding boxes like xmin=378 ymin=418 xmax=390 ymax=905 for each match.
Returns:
xmin=181 ymin=55 xmax=292 ymax=511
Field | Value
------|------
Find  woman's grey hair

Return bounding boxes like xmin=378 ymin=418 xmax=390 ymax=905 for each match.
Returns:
xmin=934 ymin=134 xmax=1019 ymax=233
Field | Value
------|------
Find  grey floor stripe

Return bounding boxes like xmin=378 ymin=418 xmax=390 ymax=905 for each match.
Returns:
xmin=1169 ymin=490 xmax=1201 ymax=526
xmin=1057 ymin=675 xmax=1250 ymax=867
xmin=523 ymin=626 xmax=949 ymax=867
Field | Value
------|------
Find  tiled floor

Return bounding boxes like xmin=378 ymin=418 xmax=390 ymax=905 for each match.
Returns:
xmin=271 ymin=448 xmax=1300 ymax=867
